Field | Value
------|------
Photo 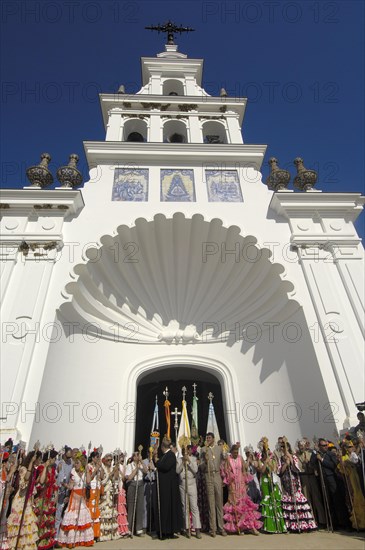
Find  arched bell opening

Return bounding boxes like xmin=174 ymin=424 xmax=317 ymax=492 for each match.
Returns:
xmin=163 ymin=119 xmax=188 ymax=143
xmin=162 ymin=78 xmax=185 ymax=96
xmin=202 ymin=120 xmax=228 ymax=144
xmin=123 ymin=118 xmax=148 ymax=142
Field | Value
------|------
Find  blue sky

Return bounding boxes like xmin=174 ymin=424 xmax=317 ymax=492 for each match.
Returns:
xmin=1 ymin=0 xmax=364 ymax=236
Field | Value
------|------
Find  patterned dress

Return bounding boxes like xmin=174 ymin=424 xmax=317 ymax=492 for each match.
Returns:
xmin=7 ymin=466 xmax=39 ymax=550
xmin=116 ymin=465 xmax=129 ymax=537
xmin=340 ymin=454 xmax=365 ymax=530
xmin=57 ymin=469 xmax=94 ymax=548
xmin=279 ymin=454 xmax=317 ymax=532
xmin=99 ymin=465 xmax=119 ymax=541
xmin=196 ymin=467 xmax=209 ymax=532
xmin=221 ymin=455 xmax=262 ymax=533
xmin=34 ymin=466 xmax=58 ymax=549
xmin=258 ymin=453 xmax=286 ymax=533
xmin=86 ymin=465 xmax=101 ymax=539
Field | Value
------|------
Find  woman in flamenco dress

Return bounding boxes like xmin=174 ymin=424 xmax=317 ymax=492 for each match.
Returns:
xmin=34 ymin=450 xmax=59 ymax=550
xmin=56 ymin=455 xmax=94 ymax=548
xmin=116 ymin=454 xmax=129 ymax=537
xmin=7 ymin=450 xmax=42 ymax=550
xmin=221 ymin=444 xmax=262 ymax=535
xmin=257 ymin=437 xmax=287 ymax=533
xmin=99 ymin=454 xmax=120 ymax=541
xmin=279 ymin=438 xmax=317 ymax=532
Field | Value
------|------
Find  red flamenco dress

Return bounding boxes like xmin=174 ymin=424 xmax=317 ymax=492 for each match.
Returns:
xmin=34 ymin=466 xmax=57 ymax=550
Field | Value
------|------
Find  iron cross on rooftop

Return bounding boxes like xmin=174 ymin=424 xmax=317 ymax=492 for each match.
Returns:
xmin=145 ymin=21 xmax=195 ymax=45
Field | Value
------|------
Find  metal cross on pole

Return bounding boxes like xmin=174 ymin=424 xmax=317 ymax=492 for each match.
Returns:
xmin=145 ymin=20 xmax=195 ymax=45
xmin=208 ymin=391 xmax=214 ymax=404
xmin=192 ymin=383 xmax=197 ymax=397
xmin=172 ymin=407 xmax=181 ymax=443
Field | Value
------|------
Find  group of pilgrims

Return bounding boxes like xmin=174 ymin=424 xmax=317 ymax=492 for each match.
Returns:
xmin=1 ymin=406 xmax=365 ymax=548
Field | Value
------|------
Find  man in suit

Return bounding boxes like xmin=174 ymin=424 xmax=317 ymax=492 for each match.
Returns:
xmin=199 ymin=433 xmax=227 ymax=537
xmin=309 ymin=438 xmax=351 ymax=530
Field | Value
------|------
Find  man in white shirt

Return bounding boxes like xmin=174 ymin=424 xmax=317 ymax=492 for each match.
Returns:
xmin=176 ymin=445 xmax=202 ymax=538
xmin=125 ymin=451 xmax=147 ymax=537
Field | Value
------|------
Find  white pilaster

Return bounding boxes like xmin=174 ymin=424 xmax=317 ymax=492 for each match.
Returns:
xmin=270 ymin=192 xmax=365 ymax=426
xmin=226 ymin=114 xmax=243 ymax=144
xmin=105 ymin=112 xmax=121 ymax=141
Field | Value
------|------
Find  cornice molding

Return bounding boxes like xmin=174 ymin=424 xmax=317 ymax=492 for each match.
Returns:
xmin=270 ymin=192 xmax=365 ymax=222
xmin=83 ymin=141 xmax=266 ymax=168
xmin=0 ymin=189 xmax=84 ymax=217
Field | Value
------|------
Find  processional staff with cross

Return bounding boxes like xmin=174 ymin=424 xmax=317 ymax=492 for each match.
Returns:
xmin=172 ymin=407 xmax=181 ymax=444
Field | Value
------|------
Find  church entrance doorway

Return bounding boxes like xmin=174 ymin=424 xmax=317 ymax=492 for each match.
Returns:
xmin=134 ymin=365 xmax=226 ymax=452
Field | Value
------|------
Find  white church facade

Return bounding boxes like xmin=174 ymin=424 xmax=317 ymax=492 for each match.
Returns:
xmin=1 ymin=37 xmax=364 ymax=452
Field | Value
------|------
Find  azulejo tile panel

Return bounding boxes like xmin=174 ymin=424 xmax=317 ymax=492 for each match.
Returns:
xmin=112 ymin=168 xmax=148 ymax=201
xmin=160 ymin=169 xmax=196 ymax=202
xmin=206 ymin=170 xmax=243 ymax=202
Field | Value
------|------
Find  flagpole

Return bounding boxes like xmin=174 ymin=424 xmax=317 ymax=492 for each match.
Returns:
xmin=163 ymin=387 xmax=171 ymax=440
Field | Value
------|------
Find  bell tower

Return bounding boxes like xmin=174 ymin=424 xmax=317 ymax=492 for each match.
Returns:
xmin=86 ymin=22 xmax=265 ymax=206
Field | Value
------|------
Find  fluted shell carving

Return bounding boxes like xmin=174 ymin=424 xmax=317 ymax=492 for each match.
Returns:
xmin=59 ymin=214 xmax=300 ymax=343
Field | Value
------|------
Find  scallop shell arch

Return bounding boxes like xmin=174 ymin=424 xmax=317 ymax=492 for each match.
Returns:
xmin=59 ymin=213 xmax=300 ymax=344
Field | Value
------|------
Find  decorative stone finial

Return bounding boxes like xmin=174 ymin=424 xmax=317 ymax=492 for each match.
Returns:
xmin=56 ymin=154 xmax=83 ymax=189
xmin=26 ymin=153 xmax=53 ymax=188
xmin=117 ymin=84 xmax=125 ymax=94
xmin=265 ymin=157 xmax=290 ymax=191
xmin=220 ymin=88 xmax=228 ymax=97
xmin=293 ymin=157 xmax=317 ymax=191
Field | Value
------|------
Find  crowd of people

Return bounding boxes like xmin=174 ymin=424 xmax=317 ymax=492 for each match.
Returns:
xmin=1 ymin=413 xmax=365 ymax=548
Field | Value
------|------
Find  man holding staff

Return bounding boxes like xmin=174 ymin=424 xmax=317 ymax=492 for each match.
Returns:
xmin=176 ymin=445 xmax=202 ymax=538
xmin=199 ymin=432 xmax=227 ymax=537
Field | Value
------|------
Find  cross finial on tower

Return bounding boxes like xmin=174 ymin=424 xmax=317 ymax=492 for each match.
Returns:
xmin=145 ymin=21 xmax=195 ymax=45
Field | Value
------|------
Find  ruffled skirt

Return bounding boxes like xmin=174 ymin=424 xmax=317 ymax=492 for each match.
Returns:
xmin=281 ymin=491 xmax=317 ymax=532
xmin=7 ymin=496 xmax=38 ymax=550
xmin=223 ymin=495 xmax=262 ymax=533
xmin=57 ymin=491 xmax=94 ymax=548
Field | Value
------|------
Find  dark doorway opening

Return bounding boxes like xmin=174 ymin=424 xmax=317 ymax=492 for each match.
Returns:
xmin=134 ymin=365 xmax=226 ymax=453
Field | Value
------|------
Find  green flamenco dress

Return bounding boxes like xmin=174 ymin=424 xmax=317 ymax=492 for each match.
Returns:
xmin=260 ymin=470 xmax=287 ymax=533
